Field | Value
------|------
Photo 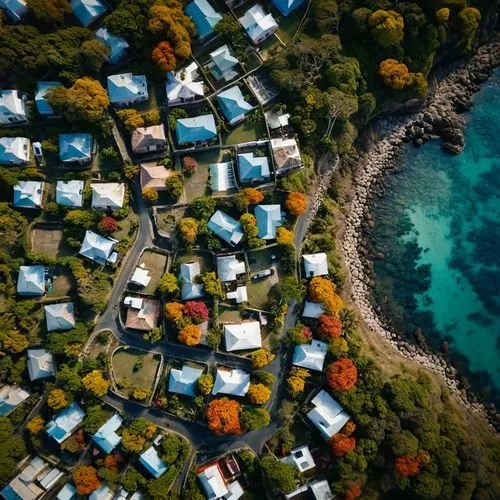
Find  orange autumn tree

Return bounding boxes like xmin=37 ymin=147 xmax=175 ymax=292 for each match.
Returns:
xmin=394 ymin=455 xmax=420 ymax=477
xmin=152 ymin=41 xmax=176 ymax=72
xmin=317 ymin=314 xmax=342 ymax=340
xmin=344 ymin=481 xmax=362 ymax=500
xmin=284 ymin=191 xmax=307 ymax=216
xmin=309 ymin=277 xmax=343 ymax=315
xmin=243 ymin=187 xmax=264 ymax=205
xmin=247 ymin=383 xmax=271 ymax=404
xmin=164 ymin=302 xmax=184 ymax=324
xmin=330 ymin=433 xmax=356 ymax=457
xmin=340 ymin=421 xmax=356 ymax=436
xmin=178 ymin=324 xmax=201 ymax=346
xmin=73 ymin=465 xmax=100 ymax=495
xmin=326 ymin=359 xmax=358 ymax=391
xmin=206 ymin=398 xmax=241 ymax=435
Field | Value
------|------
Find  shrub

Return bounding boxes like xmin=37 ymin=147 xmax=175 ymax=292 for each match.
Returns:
xmin=287 ymin=323 xmax=312 ymax=344
xmin=73 ymin=465 xmax=100 ymax=495
xmin=276 ymin=227 xmax=294 ymax=246
xmin=317 ymin=314 xmax=342 ymax=340
xmin=157 ymin=272 xmax=179 ymax=295
xmin=197 ymin=374 xmax=214 ymax=395
xmin=250 ymin=349 xmax=275 ymax=368
xmin=165 ymin=172 xmax=184 ymax=200
xmin=177 ymin=217 xmax=198 ymax=245
xmin=98 ymin=216 xmax=118 ymax=234
xmin=242 ymin=187 xmax=264 ymax=205
xmin=240 ymin=407 xmax=270 ymax=430
xmin=182 ymin=156 xmax=198 ymax=177
xmin=47 ymin=389 xmax=70 ymax=411
xmin=182 ymin=301 xmax=208 ymax=323
xmin=330 ymin=433 xmax=356 ymax=457
xmin=117 ymin=108 xmax=144 ymax=130
xmin=142 ymin=188 xmax=158 ymax=204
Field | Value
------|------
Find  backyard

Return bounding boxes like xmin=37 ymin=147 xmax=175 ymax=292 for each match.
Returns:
xmin=246 ymin=246 xmax=281 ymax=310
xmin=30 ymin=227 xmax=72 ymax=258
xmin=134 ymin=249 xmax=168 ymax=295
xmin=222 ymin=117 xmax=267 ymax=146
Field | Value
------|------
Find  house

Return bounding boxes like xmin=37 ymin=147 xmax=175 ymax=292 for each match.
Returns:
xmin=185 ymin=0 xmax=222 ymax=39
xmin=46 ymin=402 xmax=85 ymax=444
xmin=237 ymin=153 xmax=270 ymax=184
xmin=210 ymin=162 xmax=237 ymax=195
xmin=265 ymin=109 xmax=290 ymax=130
xmin=140 ymin=447 xmax=168 ymax=478
xmin=0 ymin=137 xmax=30 ymax=165
xmin=56 ymin=483 xmax=77 ymax=500
xmin=71 ymin=0 xmax=107 ymax=27
xmin=89 ymin=484 xmax=113 ymax=500
xmin=207 ymin=211 xmax=243 ymax=246
xmin=27 ymin=349 xmax=55 ymax=381
xmin=224 ymin=481 xmax=244 ymax=500
xmin=93 ymin=414 xmax=123 ymax=453
xmin=17 ymin=265 xmax=45 ymax=296
xmin=239 ymin=5 xmax=278 ymax=44
xmin=209 ymin=45 xmax=239 ymax=82
xmin=224 ymin=322 xmax=261 ymax=351
xmin=35 ymin=82 xmax=62 ymax=117
xmin=175 ymin=114 xmax=217 ymax=145
xmin=0 ymin=385 xmax=30 ymax=417
xmin=0 ymin=89 xmax=27 ymax=125
xmin=166 ymin=62 xmax=204 ymax=105
xmin=108 ymin=73 xmax=148 ymax=107
xmin=254 ymin=204 xmax=282 ymax=239
xmin=179 ymin=261 xmax=204 ymax=300
xmin=91 ymin=182 xmax=125 ymax=209
xmin=212 ymin=368 xmax=250 ymax=396
xmin=270 ymin=0 xmax=305 ymax=16
xmin=309 ymin=479 xmax=333 ymax=500
xmin=96 ymin=28 xmax=129 ymax=64
xmin=280 ymin=444 xmax=315 ymax=473
xmin=124 ymin=297 xmax=161 ymax=331
xmin=293 ymin=340 xmax=328 ymax=371
xmin=216 ymin=255 xmax=245 ymax=282
xmin=132 ymin=125 xmax=168 ymax=155
xmin=216 ymin=86 xmax=253 ymax=125
xmin=302 ymin=300 xmax=325 ymax=319
xmin=226 ymin=286 xmax=248 ymax=304
xmin=59 ymin=133 xmax=92 ymax=164
xmin=271 ymin=138 xmax=302 ymax=173
xmin=140 ymin=164 xmax=171 ymax=191
xmin=13 ymin=181 xmax=44 ymax=209
xmin=130 ymin=266 xmax=152 ymax=287
xmin=303 ymin=253 xmax=328 ymax=277
xmin=79 ymin=230 xmax=119 ymax=265
xmin=56 ymin=180 xmax=85 ymax=208
xmin=169 ymin=365 xmax=203 ymax=396
xmin=307 ymin=390 xmax=351 ymax=440
xmin=0 ymin=0 xmax=27 ymax=22
xmin=45 ymin=302 xmax=76 ymax=332
xmin=197 ymin=463 xmax=228 ymax=499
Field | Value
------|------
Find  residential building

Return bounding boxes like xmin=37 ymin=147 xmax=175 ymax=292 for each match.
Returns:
xmin=130 ymin=266 xmax=152 ymax=288
xmin=212 ymin=367 xmax=250 ymax=396
xmin=124 ymin=297 xmax=160 ymax=331
xmin=140 ymin=164 xmax=171 ymax=191
xmin=265 ymin=108 xmax=290 ymax=130
xmin=254 ymin=204 xmax=282 ymax=239
xmin=35 ymin=82 xmax=61 ymax=117
xmin=93 ymin=414 xmax=123 ymax=453
xmin=96 ymin=28 xmax=129 ymax=64
xmin=27 ymin=349 xmax=55 ymax=381
xmin=216 ymin=254 xmax=246 ymax=282
xmin=166 ymin=62 xmax=204 ymax=105
xmin=17 ymin=265 xmax=45 ymax=296
xmin=239 ymin=5 xmax=278 ymax=44
xmin=209 ymin=45 xmax=239 ymax=82
xmin=303 ymin=253 xmax=328 ymax=277
xmin=79 ymin=230 xmax=119 ymax=265
xmin=280 ymin=444 xmax=315 ymax=473
xmin=169 ymin=365 xmax=203 ymax=396
xmin=175 ymin=113 xmax=217 ymax=145
xmin=140 ymin=447 xmax=168 ymax=478
xmin=179 ymin=261 xmax=204 ymax=300
xmin=271 ymin=137 xmax=302 ymax=173
xmin=0 ymin=0 xmax=27 ymax=22
xmin=207 ymin=211 xmax=243 ymax=246
xmin=108 ymin=73 xmax=148 ymax=107
xmin=224 ymin=481 xmax=244 ymax=500
xmin=210 ymin=161 xmax=236 ymax=192
xmin=0 ymin=89 xmax=27 ymax=125
xmin=270 ymin=0 xmax=305 ymax=16
xmin=56 ymin=483 xmax=77 ymax=500
xmin=309 ymin=479 xmax=333 ymax=500
xmin=13 ymin=181 xmax=44 ymax=209
xmin=56 ymin=180 xmax=84 ymax=208
xmin=91 ymin=182 xmax=125 ymax=209
xmin=293 ymin=340 xmax=328 ymax=371
xmin=302 ymin=300 xmax=325 ymax=319
xmin=0 ymin=136 xmax=30 ymax=165
xmin=197 ymin=463 xmax=228 ymax=499
xmin=216 ymin=86 xmax=253 ymax=125
xmin=132 ymin=125 xmax=168 ymax=154
xmin=59 ymin=133 xmax=92 ymax=164
xmin=0 ymin=385 xmax=30 ymax=417
xmin=237 ymin=153 xmax=270 ymax=184
xmin=307 ymin=389 xmax=351 ymax=440
xmin=225 ymin=286 xmax=248 ymax=304
xmin=185 ymin=0 xmax=222 ymax=39
xmin=45 ymin=302 xmax=76 ymax=332
xmin=224 ymin=322 xmax=261 ymax=351
xmin=71 ymin=0 xmax=107 ymax=27
xmin=46 ymin=402 xmax=85 ymax=444
xmin=89 ymin=484 xmax=113 ymax=500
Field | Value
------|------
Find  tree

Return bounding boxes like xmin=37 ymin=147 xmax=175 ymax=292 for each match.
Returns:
xmin=117 ymin=108 xmax=144 ymax=130
xmin=240 ymin=213 xmax=265 ymax=249
xmin=250 ymin=349 xmax=275 ymax=368
xmin=83 ymin=405 xmax=109 ymax=434
xmin=329 ymin=337 xmax=349 ymax=357
xmin=189 ymin=196 xmax=216 ymax=221
xmin=151 ymin=41 xmax=176 ymax=72
xmin=164 ymin=302 xmax=184 ymax=324
xmin=73 ymin=465 xmax=100 ymax=495
xmin=2 ymin=330 xmax=28 ymax=353
xmin=369 ymin=10 xmax=404 ymax=48
xmin=182 ymin=156 xmax=198 ymax=177
xmin=165 ymin=173 xmax=184 ymax=200
xmin=183 ymin=301 xmax=209 ymax=323
xmin=309 ymin=276 xmax=343 ymax=315
xmin=47 ymin=389 xmax=70 ymax=411
xmin=395 ymin=455 xmax=420 ymax=477
xmin=142 ymin=188 xmax=159 ymax=204
xmin=26 ymin=416 xmax=45 ymax=435
xmin=287 ymin=323 xmax=312 ymax=344
xmin=241 ymin=407 xmax=270 ymax=430
xmin=206 ymin=398 xmax=241 ymax=435
xmin=286 ymin=367 xmax=311 ymax=398
xmin=132 ymin=386 xmax=151 ymax=401
xmin=161 ymin=433 xmax=187 ymax=464
xmin=64 ymin=209 xmax=96 ymax=229
xmin=345 ymin=481 xmax=362 ymax=500
xmin=120 ymin=466 xmax=147 ymax=492
xmin=242 ymin=187 xmax=264 ymax=205
xmin=98 ymin=216 xmax=118 ymax=234
xmin=81 ymin=40 xmax=110 ymax=73
xmin=82 ymin=370 xmax=110 ymax=397
xmin=458 ymin=7 xmax=481 ymax=51
xmin=330 ymin=433 xmax=356 ymax=457
xmin=122 ymin=418 xmax=156 ymax=453
xmin=436 ymin=8 xmax=450 ymax=25
xmin=254 ymin=371 xmax=275 ymax=387
xmin=312 ymin=0 xmax=340 ymax=33
xmin=317 ymin=314 xmax=343 ymax=340
xmin=197 ymin=374 xmax=214 ymax=395
xmin=27 ymin=0 xmax=70 ymax=25
xmin=261 ymin=455 xmax=298 ymax=494
xmin=61 ymin=430 xmax=85 ymax=453
xmin=378 ymin=59 xmax=414 ymax=90
xmin=199 ymin=272 xmax=224 ymax=299
xmin=285 ymin=192 xmax=307 ymax=216
xmin=157 ymin=272 xmax=179 ymax=295
xmin=326 ymin=359 xmax=358 ymax=391
xmin=247 ymin=383 xmax=271 ymax=405
xmin=178 ymin=324 xmax=201 ymax=346
xmin=410 ymin=471 xmax=443 ymax=498
xmin=276 ymin=227 xmax=294 ymax=246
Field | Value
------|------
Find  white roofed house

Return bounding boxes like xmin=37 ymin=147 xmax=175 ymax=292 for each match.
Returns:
xmin=197 ymin=463 xmax=228 ymax=500
xmin=179 ymin=261 xmax=204 ymax=300
xmin=0 ymin=137 xmax=30 ymax=165
xmin=45 ymin=302 xmax=76 ymax=332
xmin=307 ymin=389 xmax=351 ymax=440
xmin=27 ymin=349 xmax=55 ymax=381
xmin=17 ymin=265 xmax=46 ymax=296
xmin=271 ymin=137 xmax=303 ymax=174
xmin=46 ymin=402 xmax=85 ymax=444
xmin=56 ymin=180 xmax=84 ymax=207
xmin=216 ymin=254 xmax=246 ymax=283
xmin=208 ymin=45 xmax=239 ymax=82
xmin=79 ymin=230 xmax=119 ymax=265
xmin=210 ymin=162 xmax=236 ymax=193
xmin=293 ymin=340 xmax=328 ymax=371
xmin=212 ymin=367 xmax=250 ymax=396
xmin=280 ymin=444 xmax=315 ymax=473
xmin=224 ymin=321 xmax=261 ymax=352
xmin=309 ymin=478 xmax=333 ymax=500
xmin=91 ymin=182 xmax=125 ymax=209
xmin=169 ymin=365 xmax=203 ymax=396
xmin=254 ymin=204 xmax=282 ymax=240
xmin=265 ymin=108 xmax=290 ymax=131
xmin=166 ymin=62 xmax=205 ymax=106
xmin=132 ymin=125 xmax=168 ymax=155
xmin=0 ymin=385 xmax=30 ymax=417
xmin=93 ymin=414 xmax=123 ymax=453
xmin=130 ymin=266 xmax=152 ymax=288
xmin=303 ymin=253 xmax=328 ymax=278
xmin=13 ymin=181 xmax=44 ymax=209
xmin=0 ymin=89 xmax=27 ymax=125
xmin=108 ymin=73 xmax=148 ymax=107
xmin=239 ymin=5 xmax=278 ymax=45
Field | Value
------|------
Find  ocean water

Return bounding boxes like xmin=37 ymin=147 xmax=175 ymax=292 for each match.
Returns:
xmin=370 ymin=68 xmax=500 ymax=404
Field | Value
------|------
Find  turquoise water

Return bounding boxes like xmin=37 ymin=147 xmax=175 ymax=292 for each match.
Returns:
xmin=370 ymin=68 xmax=500 ymax=404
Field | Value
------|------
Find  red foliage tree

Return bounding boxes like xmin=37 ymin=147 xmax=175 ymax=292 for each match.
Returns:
xmin=73 ymin=465 xmax=100 ymax=495
xmin=104 ymin=453 xmax=123 ymax=472
xmin=182 ymin=301 xmax=209 ymax=323
xmin=206 ymin=398 xmax=241 ymax=435
xmin=99 ymin=216 xmax=118 ymax=234
xmin=344 ymin=481 xmax=362 ymax=500
xmin=182 ymin=156 xmax=198 ymax=176
xmin=151 ymin=41 xmax=176 ymax=72
xmin=330 ymin=433 xmax=356 ymax=457
xmin=394 ymin=455 xmax=421 ymax=477
xmin=325 ymin=359 xmax=358 ymax=391
xmin=317 ymin=314 xmax=342 ymax=340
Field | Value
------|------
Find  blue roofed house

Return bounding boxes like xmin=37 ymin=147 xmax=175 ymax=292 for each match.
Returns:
xmin=239 ymin=5 xmax=278 ymax=44
xmin=56 ymin=483 xmax=77 ymax=500
xmin=139 ymin=447 xmax=168 ymax=478
xmin=93 ymin=414 xmax=123 ymax=453
xmin=56 ymin=180 xmax=85 ymax=207
xmin=13 ymin=181 xmax=44 ymax=209
xmin=45 ymin=302 xmax=76 ymax=332
xmin=27 ymin=349 xmax=55 ymax=381
xmin=0 ymin=137 xmax=30 ymax=165
xmin=108 ymin=73 xmax=148 ymax=107
xmin=175 ymin=114 xmax=217 ymax=146
xmin=59 ymin=133 xmax=93 ymax=165
xmin=17 ymin=265 xmax=45 ymax=296
xmin=185 ymin=0 xmax=222 ymax=39
xmin=270 ymin=0 xmax=305 ymax=16
xmin=208 ymin=45 xmax=239 ymax=82
xmin=96 ymin=28 xmax=129 ymax=64
xmin=71 ymin=0 xmax=108 ymax=27
xmin=207 ymin=210 xmax=243 ymax=246
xmin=0 ymin=0 xmax=27 ymax=22
xmin=46 ymin=402 xmax=85 ymax=444
xmin=237 ymin=152 xmax=270 ymax=184
xmin=35 ymin=82 xmax=62 ymax=117
xmin=169 ymin=365 xmax=203 ymax=396
xmin=0 ymin=385 xmax=30 ymax=417
xmin=0 ymin=89 xmax=27 ymax=125
xmin=216 ymin=86 xmax=253 ymax=125
xmin=254 ymin=204 xmax=283 ymax=239
xmin=89 ymin=484 xmax=113 ymax=500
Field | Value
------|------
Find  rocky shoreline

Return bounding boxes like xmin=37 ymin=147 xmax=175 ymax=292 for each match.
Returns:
xmin=342 ymin=38 xmax=500 ymax=429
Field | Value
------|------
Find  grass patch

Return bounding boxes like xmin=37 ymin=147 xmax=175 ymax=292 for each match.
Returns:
xmin=222 ymin=118 xmax=267 ymax=146
xmin=246 ymin=247 xmax=282 ymax=309
xmin=111 ymin=208 xmax=139 ymax=241
xmin=135 ymin=250 xmax=168 ymax=295
xmin=47 ymin=269 xmax=73 ymax=298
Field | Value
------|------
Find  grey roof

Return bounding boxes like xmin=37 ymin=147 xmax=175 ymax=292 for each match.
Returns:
xmin=293 ymin=340 xmax=328 ymax=372
xmin=56 ymin=180 xmax=84 ymax=207
xmin=79 ymin=230 xmax=118 ymax=265
xmin=179 ymin=262 xmax=204 ymax=300
xmin=224 ymin=322 xmax=261 ymax=351
xmin=307 ymin=390 xmax=350 ymax=440
xmin=303 ymin=253 xmax=328 ymax=277
xmin=168 ymin=365 xmax=203 ymax=396
xmin=17 ymin=265 xmax=45 ymax=296
xmin=216 ymin=254 xmax=246 ymax=282
xmin=91 ymin=182 xmax=125 ymax=209
xmin=254 ymin=204 xmax=282 ymax=239
xmin=212 ymin=368 xmax=250 ymax=396
xmin=44 ymin=302 xmax=76 ymax=332
xmin=207 ymin=210 xmax=243 ymax=246
xmin=27 ymin=349 xmax=55 ymax=381
xmin=13 ymin=181 xmax=44 ymax=209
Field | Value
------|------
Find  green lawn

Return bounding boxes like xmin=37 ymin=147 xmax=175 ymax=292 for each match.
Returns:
xmin=222 ymin=118 xmax=267 ymax=146
xmin=136 ymin=250 xmax=168 ymax=295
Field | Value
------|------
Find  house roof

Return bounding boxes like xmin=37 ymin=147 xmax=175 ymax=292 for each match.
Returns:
xmin=46 ymin=402 xmax=85 ymax=444
xmin=207 ymin=211 xmax=243 ymax=246
xmin=35 ymin=81 xmax=61 ymax=116
xmin=239 ymin=5 xmax=278 ymax=44
xmin=0 ymin=90 xmax=26 ymax=121
xmin=0 ymin=385 xmax=30 ymax=417
xmin=27 ymin=349 xmax=54 ymax=381
xmin=108 ymin=73 xmax=148 ymax=103
xmin=0 ymin=137 xmax=30 ymax=165
xmin=302 ymin=300 xmax=325 ymax=319
xmin=210 ymin=45 xmax=239 ymax=80
xmin=140 ymin=447 xmax=168 ymax=479
xmin=211 ymin=162 xmax=237 ymax=193
xmin=79 ymin=230 xmax=118 ymax=265
xmin=280 ymin=444 xmax=315 ymax=473
xmin=179 ymin=262 xmax=204 ymax=300
xmin=56 ymin=180 xmax=84 ymax=207
xmin=140 ymin=164 xmax=171 ymax=190
xmin=96 ymin=28 xmax=129 ymax=64
xmin=307 ymin=390 xmax=351 ymax=440
xmin=71 ymin=0 xmax=107 ymax=27
xmin=0 ymin=0 xmax=27 ymax=22
xmin=293 ymin=340 xmax=328 ymax=372
xmin=130 ymin=267 xmax=151 ymax=287
xmin=93 ymin=414 xmax=123 ymax=453
xmin=132 ymin=125 xmax=167 ymax=151
xmin=125 ymin=298 xmax=160 ymax=331
xmin=212 ymin=368 xmax=250 ymax=396
xmin=166 ymin=62 xmax=204 ymax=102
xmin=224 ymin=322 xmax=261 ymax=351
xmin=216 ymin=86 xmax=253 ymax=124
xmin=17 ymin=265 xmax=45 ymax=296
xmin=91 ymin=182 xmax=125 ymax=209
xmin=271 ymin=138 xmax=302 ymax=171
xmin=38 ymin=467 xmax=64 ymax=492
xmin=225 ymin=481 xmax=244 ymax=500
xmin=169 ymin=365 xmax=203 ymax=396
xmin=13 ymin=181 xmax=44 ymax=209
xmin=0 ymin=456 xmax=47 ymax=500
xmin=254 ymin=204 xmax=282 ymax=239
xmin=176 ymin=113 xmax=217 ymax=144
xmin=216 ymin=254 xmax=245 ymax=282
xmin=270 ymin=0 xmax=305 ymax=16
xmin=303 ymin=253 xmax=328 ymax=277
xmin=45 ymin=302 xmax=76 ymax=332
xmin=89 ymin=484 xmax=113 ymax=500
xmin=59 ymin=133 xmax=92 ymax=162
xmin=237 ymin=153 xmax=270 ymax=182
xmin=185 ymin=0 xmax=222 ymax=39
xmin=197 ymin=463 xmax=228 ymax=499
xmin=56 ymin=483 xmax=77 ymax=500
xmin=226 ymin=285 xmax=247 ymax=304
xmin=309 ymin=478 xmax=333 ymax=500
xmin=265 ymin=109 xmax=290 ymax=130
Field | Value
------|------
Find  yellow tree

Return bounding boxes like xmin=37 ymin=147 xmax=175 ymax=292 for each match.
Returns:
xmin=26 ymin=416 xmax=45 ymax=435
xmin=368 ymin=10 xmax=404 ymax=48
xmin=164 ymin=302 xmax=184 ymax=324
xmin=284 ymin=192 xmax=307 ymax=216
xmin=142 ymin=188 xmax=158 ymax=204
xmin=276 ymin=227 xmax=294 ymax=246
xmin=250 ymin=349 xmax=275 ymax=368
xmin=82 ymin=370 xmax=110 ymax=397
xmin=197 ymin=374 xmax=214 ymax=395
xmin=309 ymin=276 xmax=343 ymax=316
xmin=3 ymin=330 xmax=28 ymax=353
xmin=47 ymin=389 xmax=70 ymax=411
xmin=177 ymin=218 xmax=198 ymax=245
xmin=247 ymin=383 xmax=271 ymax=405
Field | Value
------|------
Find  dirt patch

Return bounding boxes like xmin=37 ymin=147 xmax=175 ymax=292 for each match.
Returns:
xmin=136 ymin=250 xmax=168 ymax=295
xmin=31 ymin=228 xmax=71 ymax=258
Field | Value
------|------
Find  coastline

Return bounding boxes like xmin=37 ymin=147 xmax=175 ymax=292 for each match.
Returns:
xmin=341 ymin=37 xmax=500 ymax=428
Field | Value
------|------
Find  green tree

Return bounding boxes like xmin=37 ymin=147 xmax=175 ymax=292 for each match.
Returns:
xmin=458 ymin=7 xmax=481 ymax=51
xmin=64 ymin=209 xmax=96 ymax=229
xmin=83 ymin=405 xmax=109 ymax=434
xmin=80 ymin=40 xmax=110 ymax=73
xmin=157 ymin=272 xmax=179 ymax=295
xmin=27 ymin=0 xmax=71 ymax=25
xmin=165 ymin=173 xmax=184 ymax=200
xmin=240 ymin=408 xmax=271 ymax=430
xmin=57 ymin=363 xmax=83 ymax=392
xmin=199 ymin=272 xmax=223 ymax=299
xmin=261 ymin=455 xmax=298 ymax=494
xmin=189 ymin=196 xmax=217 ymax=221
xmin=369 ymin=10 xmax=404 ymax=48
